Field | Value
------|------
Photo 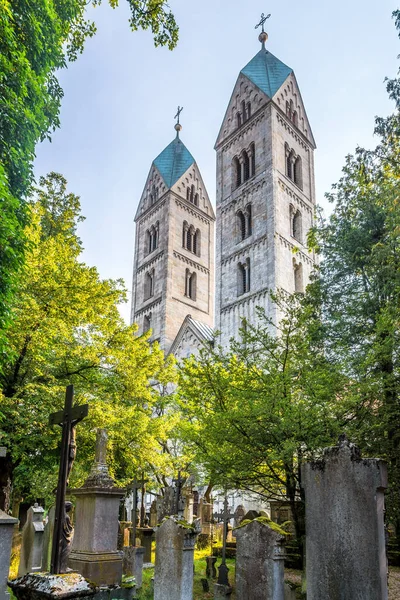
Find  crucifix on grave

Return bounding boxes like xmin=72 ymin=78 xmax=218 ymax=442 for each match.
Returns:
xmin=49 ymin=385 xmax=88 ymax=574
xmin=214 ymin=494 xmax=235 ymax=587
xmin=173 ymin=471 xmax=185 ymax=517
xmin=126 ymin=478 xmax=141 ymax=545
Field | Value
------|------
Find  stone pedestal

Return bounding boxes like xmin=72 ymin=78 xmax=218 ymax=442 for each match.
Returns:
xmin=122 ymin=546 xmax=144 ymax=588
xmin=302 ymin=435 xmax=388 ymax=600
xmin=68 ymin=486 xmax=124 ymax=586
xmin=68 ymin=429 xmax=125 ymax=587
xmin=235 ymin=519 xmax=286 ymax=600
xmin=154 ymin=518 xmax=198 ymax=600
xmin=18 ymin=504 xmax=45 ymax=576
xmin=214 ymin=583 xmax=232 ymax=599
xmin=206 ymin=556 xmax=217 ymax=578
xmin=0 ymin=510 xmax=18 ymax=600
xmin=137 ymin=528 xmax=153 ymax=563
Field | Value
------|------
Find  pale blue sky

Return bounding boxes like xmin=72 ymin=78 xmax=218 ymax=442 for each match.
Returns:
xmin=34 ymin=1 xmax=399 ymax=322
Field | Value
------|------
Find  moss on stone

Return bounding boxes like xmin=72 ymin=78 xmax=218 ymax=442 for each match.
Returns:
xmin=235 ymin=516 xmax=289 ymax=536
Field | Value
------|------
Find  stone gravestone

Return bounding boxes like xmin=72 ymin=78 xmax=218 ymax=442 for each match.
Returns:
xmin=154 ymin=517 xmax=198 ymax=600
xmin=41 ymin=506 xmax=55 ymax=572
xmin=235 ymin=519 xmax=286 ymax=600
xmin=18 ymin=504 xmax=45 ymax=576
xmin=302 ymin=435 xmax=388 ymax=600
xmin=68 ymin=429 xmax=125 ymax=586
xmin=233 ymin=505 xmax=246 ymax=528
xmin=183 ymin=492 xmax=194 ymax=524
xmin=149 ymin=500 xmax=158 ymax=527
xmin=156 ymin=487 xmax=175 ymax=522
xmin=0 ymin=509 xmax=18 ymax=600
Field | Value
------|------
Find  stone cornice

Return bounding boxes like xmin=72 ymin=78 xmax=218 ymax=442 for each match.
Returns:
xmin=276 ymin=113 xmax=310 ymax=152
xmin=173 ymin=250 xmax=209 ymax=274
xmin=137 ymin=250 xmax=164 ymax=274
xmin=220 ymin=286 xmax=271 ymax=314
xmin=276 ymin=233 xmax=315 ymax=267
xmin=134 ymin=295 xmax=162 ymax=318
xmin=173 ymin=195 xmax=214 ymax=224
xmin=218 ymin=110 xmax=266 ymax=153
xmin=221 ymin=235 xmax=268 ymax=266
xmin=136 ymin=198 xmax=167 ymax=224
xmin=278 ymin=178 xmax=313 ymax=214
xmin=219 ymin=176 xmax=267 ymax=214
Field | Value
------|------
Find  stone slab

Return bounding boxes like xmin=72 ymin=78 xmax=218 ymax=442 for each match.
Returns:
xmin=0 ymin=510 xmax=18 ymax=600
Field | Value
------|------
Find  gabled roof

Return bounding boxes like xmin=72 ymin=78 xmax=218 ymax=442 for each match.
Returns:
xmin=168 ymin=314 xmax=214 ymax=358
xmin=241 ymin=47 xmax=292 ymax=99
xmin=153 ymin=135 xmax=195 ymax=189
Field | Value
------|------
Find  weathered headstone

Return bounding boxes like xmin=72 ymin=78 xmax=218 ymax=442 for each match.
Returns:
xmin=233 ymin=505 xmax=246 ymax=527
xmin=156 ymin=487 xmax=175 ymax=522
xmin=154 ymin=518 xmax=198 ymax=600
xmin=302 ymin=435 xmax=388 ymax=600
xmin=68 ymin=429 xmax=125 ymax=586
xmin=18 ymin=504 xmax=45 ymax=576
xmin=183 ymin=492 xmax=194 ymax=524
xmin=137 ymin=528 xmax=154 ymax=564
xmin=123 ymin=546 xmax=144 ymax=588
xmin=0 ymin=509 xmax=18 ymax=600
xmin=149 ymin=500 xmax=158 ymax=527
xmin=41 ymin=506 xmax=55 ymax=572
xmin=235 ymin=519 xmax=286 ymax=600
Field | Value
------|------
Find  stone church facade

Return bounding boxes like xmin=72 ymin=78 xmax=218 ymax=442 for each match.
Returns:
xmin=131 ymin=33 xmax=317 ymax=357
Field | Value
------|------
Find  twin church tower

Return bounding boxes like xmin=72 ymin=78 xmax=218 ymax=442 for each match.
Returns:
xmin=130 ymin=22 xmax=317 ymax=357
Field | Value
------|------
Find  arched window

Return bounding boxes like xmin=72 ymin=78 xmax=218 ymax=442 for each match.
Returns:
xmin=193 ymin=229 xmax=201 ymax=256
xmin=186 ymin=187 xmax=190 ymax=201
xmin=286 ymin=150 xmax=293 ymax=180
xmin=247 ymin=102 xmax=251 ymax=119
xmin=145 ymin=230 xmax=151 ymax=255
xmin=241 ymin=100 xmax=247 ymax=122
xmin=237 ymin=112 xmax=242 ymax=128
xmin=294 ymin=261 xmax=304 ymax=293
xmin=286 ymin=100 xmax=290 ymax=117
xmin=292 ymin=111 xmax=298 ymax=127
xmin=182 ymin=221 xmax=188 ymax=248
xmin=237 ymin=259 xmax=250 ymax=295
xmin=243 ymin=150 xmax=250 ymax=182
xmin=233 ymin=156 xmax=241 ymax=188
xmin=144 ymin=270 xmax=154 ymax=300
xmin=185 ymin=269 xmax=196 ymax=300
xmin=190 ymin=185 xmax=195 ymax=204
xmin=143 ymin=313 xmax=152 ymax=333
xmin=194 ymin=193 xmax=199 ymax=207
xmin=294 ymin=156 xmax=302 ymax=189
xmin=292 ymin=210 xmax=302 ymax=242
xmin=245 ymin=204 xmax=252 ymax=236
xmin=237 ymin=211 xmax=246 ymax=241
xmin=249 ymin=142 xmax=255 ymax=177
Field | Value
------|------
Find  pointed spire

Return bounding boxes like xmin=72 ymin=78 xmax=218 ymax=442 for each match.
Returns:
xmin=255 ymin=12 xmax=271 ymax=48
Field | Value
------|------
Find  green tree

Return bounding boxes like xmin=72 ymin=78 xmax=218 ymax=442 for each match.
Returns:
xmin=0 ymin=0 xmax=178 ymax=354
xmin=307 ymin=9 xmax=400 ymax=539
xmin=0 ymin=173 xmax=178 ymax=511
xmin=177 ymin=293 xmax=344 ymax=541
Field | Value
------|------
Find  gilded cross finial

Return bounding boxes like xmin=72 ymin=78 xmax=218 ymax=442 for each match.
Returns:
xmin=255 ymin=13 xmax=270 ymax=47
xmin=255 ymin=12 xmax=271 ymax=33
xmin=174 ymin=106 xmax=183 ymax=136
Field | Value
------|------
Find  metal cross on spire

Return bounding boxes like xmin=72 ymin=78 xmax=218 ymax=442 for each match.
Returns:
xmin=255 ymin=12 xmax=271 ymax=33
xmin=174 ymin=105 xmax=183 ymax=125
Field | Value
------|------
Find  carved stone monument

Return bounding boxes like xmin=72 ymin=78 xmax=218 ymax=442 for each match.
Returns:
xmin=302 ymin=435 xmax=388 ymax=600
xmin=68 ymin=429 xmax=125 ymax=586
xmin=18 ymin=504 xmax=45 ymax=576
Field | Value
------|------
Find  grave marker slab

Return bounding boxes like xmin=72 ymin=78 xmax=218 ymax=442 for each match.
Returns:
xmin=0 ymin=509 xmax=18 ymax=600
xmin=18 ymin=504 xmax=45 ymax=576
xmin=302 ymin=435 xmax=388 ymax=600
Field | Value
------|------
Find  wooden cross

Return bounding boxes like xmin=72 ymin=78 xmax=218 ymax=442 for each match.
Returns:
xmin=255 ymin=12 xmax=271 ymax=33
xmin=49 ymin=385 xmax=88 ymax=574
xmin=174 ymin=105 xmax=183 ymax=125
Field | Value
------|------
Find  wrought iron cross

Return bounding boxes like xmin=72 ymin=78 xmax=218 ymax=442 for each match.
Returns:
xmin=255 ymin=12 xmax=271 ymax=32
xmin=174 ymin=105 xmax=183 ymax=125
xmin=49 ymin=385 xmax=88 ymax=574
xmin=217 ymin=494 xmax=235 ymax=587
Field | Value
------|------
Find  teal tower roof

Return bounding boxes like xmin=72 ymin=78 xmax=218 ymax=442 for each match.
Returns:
xmin=153 ymin=135 xmax=195 ymax=188
xmin=241 ymin=48 xmax=292 ymax=98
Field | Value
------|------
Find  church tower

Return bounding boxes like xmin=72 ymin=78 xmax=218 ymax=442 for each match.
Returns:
xmin=215 ymin=20 xmax=317 ymax=347
xmin=131 ymin=118 xmax=215 ymax=355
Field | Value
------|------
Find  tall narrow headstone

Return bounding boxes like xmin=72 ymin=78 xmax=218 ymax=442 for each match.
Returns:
xmin=68 ymin=429 xmax=124 ymax=586
xmin=18 ymin=504 xmax=45 ymax=576
xmin=0 ymin=509 xmax=18 ymax=600
xmin=235 ymin=519 xmax=286 ymax=600
xmin=302 ymin=435 xmax=388 ymax=600
xmin=154 ymin=518 xmax=198 ymax=600
xmin=41 ymin=506 xmax=55 ymax=572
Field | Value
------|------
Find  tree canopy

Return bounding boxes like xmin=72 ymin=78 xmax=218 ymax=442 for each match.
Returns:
xmin=0 ymin=0 xmax=178 ymax=355
xmin=0 ymin=173 xmax=178 ymax=510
